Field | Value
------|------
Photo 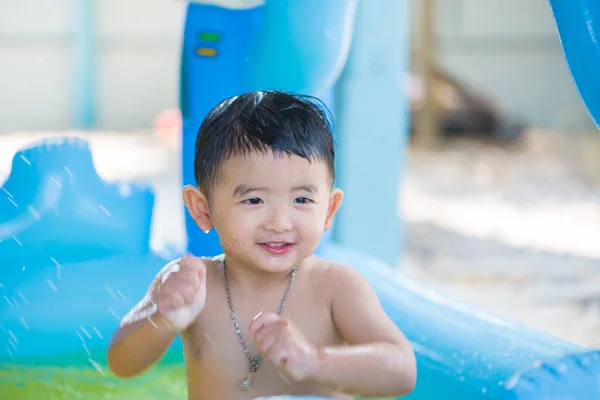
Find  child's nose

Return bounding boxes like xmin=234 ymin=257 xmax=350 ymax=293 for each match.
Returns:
xmin=263 ymin=207 xmax=293 ymax=233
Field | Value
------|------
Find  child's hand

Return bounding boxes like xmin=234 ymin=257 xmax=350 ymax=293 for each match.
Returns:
xmin=154 ymin=255 xmax=207 ymax=332
xmin=249 ymin=312 xmax=318 ymax=381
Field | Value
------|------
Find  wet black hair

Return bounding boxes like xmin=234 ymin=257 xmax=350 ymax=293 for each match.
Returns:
xmin=193 ymin=90 xmax=335 ymax=197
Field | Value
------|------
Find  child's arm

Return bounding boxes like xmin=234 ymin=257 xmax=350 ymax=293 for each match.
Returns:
xmin=250 ymin=264 xmax=416 ymax=398
xmin=308 ymin=265 xmax=417 ymax=397
xmin=107 ymin=256 xmax=207 ymax=378
xmin=106 ymin=295 xmax=178 ymax=378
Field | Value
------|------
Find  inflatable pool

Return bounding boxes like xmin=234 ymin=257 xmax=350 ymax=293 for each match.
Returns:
xmin=2 ymin=137 xmax=600 ymax=399
xmin=549 ymin=0 xmax=600 ymax=128
xmin=2 ymin=0 xmax=600 ymax=399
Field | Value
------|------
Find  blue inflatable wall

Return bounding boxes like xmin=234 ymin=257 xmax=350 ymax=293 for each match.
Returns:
xmin=0 ymin=138 xmax=154 ymax=268
xmin=0 ymin=140 xmax=598 ymax=399
xmin=549 ymin=0 xmax=600 ymax=128
xmin=1 ymin=140 xmax=598 ymax=400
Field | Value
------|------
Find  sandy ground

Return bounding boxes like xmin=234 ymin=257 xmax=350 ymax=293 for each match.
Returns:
xmin=401 ymin=131 xmax=600 ymax=348
xmin=1 ymin=129 xmax=599 ymax=348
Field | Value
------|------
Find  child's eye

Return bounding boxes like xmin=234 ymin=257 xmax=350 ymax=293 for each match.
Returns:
xmin=243 ymin=198 xmax=263 ymax=205
xmin=294 ymin=197 xmax=311 ymax=204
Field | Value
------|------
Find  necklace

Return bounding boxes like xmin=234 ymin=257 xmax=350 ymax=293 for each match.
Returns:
xmin=222 ymin=260 xmax=298 ymax=391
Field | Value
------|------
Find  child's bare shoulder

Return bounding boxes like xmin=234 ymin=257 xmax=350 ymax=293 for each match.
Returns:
xmin=306 ymin=256 xmax=370 ymax=293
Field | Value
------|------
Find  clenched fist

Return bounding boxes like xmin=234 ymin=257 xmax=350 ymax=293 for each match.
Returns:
xmin=250 ymin=312 xmax=318 ymax=381
xmin=153 ymin=255 xmax=207 ymax=332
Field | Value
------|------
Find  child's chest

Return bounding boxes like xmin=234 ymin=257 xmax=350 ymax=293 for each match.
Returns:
xmin=193 ymin=278 xmax=339 ymax=356
xmin=181 ymin=279 xmax=343 ymax=398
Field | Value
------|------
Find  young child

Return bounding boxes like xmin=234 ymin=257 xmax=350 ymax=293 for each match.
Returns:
xmin=107 ymin=91 xmax=417 ymax=399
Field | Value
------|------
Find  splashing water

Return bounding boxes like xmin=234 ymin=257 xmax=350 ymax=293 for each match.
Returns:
xmin=92 ymin=326 xmax=103 ymax=339
xmin=46 ymin=278 xmax=58 ymax=292
xmin=51 ymin=257 xmax=61 ymax=280
xmin=12 ymin=235 xmax=22 ymax=246
xmin=19 ymin=154 xmax=31 ymax=165
xmin=50 ymin=177 xmax=62 ymax=188
xmin=98 ymin=204 xmax=111 ymax=216
xmin=27 ymin=205 xmax=40 ymax=220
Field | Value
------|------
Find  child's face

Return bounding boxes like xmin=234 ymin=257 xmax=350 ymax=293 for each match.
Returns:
xmin=183 ymin=150 xmax=343 ymax=272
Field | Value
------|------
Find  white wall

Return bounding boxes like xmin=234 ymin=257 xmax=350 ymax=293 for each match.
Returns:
xmin=0 ymin=0 xmax=73 ymax=132
xmin=417 ymin=0 xmax=596 ymax=131
xmin=0 ymin=0 xmax=185 ymax=133
xmin=95 ymin=0 xmax=185 ymax=130
xmin=0 ymin=0 xmax=595 ymax=133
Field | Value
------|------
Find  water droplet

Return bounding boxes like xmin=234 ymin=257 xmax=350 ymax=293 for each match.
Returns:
xmin=105 ymin=285 xmax=117 ymax=300
xmin=50 ymin=177 xmax=62 ymax=187
xmin=27 ymin=205 xmax=40 ymax=220
xmin=2 ymin=187 xmax=13 ymax=198
xmin=76 ymin=331 xmax=91 ymax=356
xmin=145 ymin=316 xmax=158 ymax=328
xmin=20 ymin=154 xmax=31 ymax=165
xmin=4 ymin=296 xmax=14 ymax=307
xmin=204 ymin=332 xmax=216 ymax=347
xmin=8 ymin=329 xmax=18 ymax=344
xmin=12 ymin=235 xmax=22 ymax=246
xmin=89 ymin=358 xmax=105 ymax=375
xmin=17 ymin=292 xmax=28 ymax=304
xmin=20 ymin=316 xmax=29 ymax=330
xmin=4 ymin=343 xmax=14 ymax=361
xmin=51 ymin=257 xmax=61 ymax=279
xmin=46 ymin=278 xmax=58 ymax=292
xmin=277 ymin=371 xmax=291 ymax=385
xmin=108 ymin=308 xmax=120 ymax=320
xmin=80 ymin=326 xmax=92 ymax=339
xmin=99 ymin=204 xmax=111 ymax=216
xmin=92 ymin=326 xmax=103 ymax=339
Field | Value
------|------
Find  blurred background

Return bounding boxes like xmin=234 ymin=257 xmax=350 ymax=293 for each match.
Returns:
xmin=1 ymin=0 xmax=599 ymax=351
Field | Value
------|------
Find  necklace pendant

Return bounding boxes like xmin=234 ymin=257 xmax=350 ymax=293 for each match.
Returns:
xmin=239 ymin=372 xmax=255 ymax=391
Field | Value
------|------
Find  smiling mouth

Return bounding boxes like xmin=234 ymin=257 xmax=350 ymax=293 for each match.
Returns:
xmin=258 ymin=243 xmax=294 ymax=254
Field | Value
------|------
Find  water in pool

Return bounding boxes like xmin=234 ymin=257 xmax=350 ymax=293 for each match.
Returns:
xmin=1 ymin=362 xmax=397 ymax=400
xmin=1 ymin=364 xmax=187 ymax=399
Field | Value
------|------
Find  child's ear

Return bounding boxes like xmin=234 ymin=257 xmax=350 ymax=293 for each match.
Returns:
xmin=182 ymin=185 xmax=213 ymax=233
xmin=324 ymin=188 xmax=344 ymax=231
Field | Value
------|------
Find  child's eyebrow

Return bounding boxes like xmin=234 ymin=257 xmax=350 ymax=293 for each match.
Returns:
xmin=233 ymin=184 xmax=266 ymax=197
xmin=292 ymin=184 xmax=318 ymax=193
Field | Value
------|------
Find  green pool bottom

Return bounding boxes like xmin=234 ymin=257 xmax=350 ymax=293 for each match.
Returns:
xmin=0 ymin=364 xmax=395 ymax=400
xmin=1 ymin=364 xmax=187 ymax=399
